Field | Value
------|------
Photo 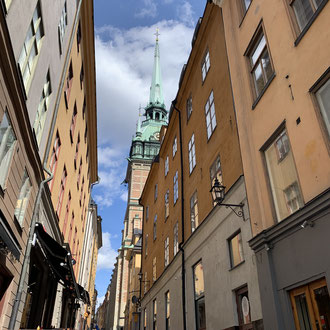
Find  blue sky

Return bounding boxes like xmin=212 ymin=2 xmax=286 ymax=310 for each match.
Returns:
xmin=92 ymin=0 xmax=206 ymax=305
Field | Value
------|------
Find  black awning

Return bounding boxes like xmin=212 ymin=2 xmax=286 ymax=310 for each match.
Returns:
xmin=35 ymin=223 xmax=79 ymax=298
xmin=77 ymin=284 xmax=91 ymax=305
xmin=0 ymin=213 xmax=21 ymax=260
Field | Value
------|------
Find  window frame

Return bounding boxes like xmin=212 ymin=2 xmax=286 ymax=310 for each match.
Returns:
xmin=188 ymin=133 xmax=196 ymax=174
xmin=49 ymin=131 xmax=61 ymax=192
xmin=235 ymin=285 xmax=252 ymax=327
xmin=173 ymin=222 xmax=178 ymax=255
xmin=261 ymin=124 xmax=304 ymax=222
xmin=172 ymin=136 xmax=177 ymax=158
xmin=165 ymin=189 xmax=169 ymax=220
xmin=153 ymin=214 xmax=157 ymax=240
xmin=153 ymin=299 xmax=157 ymax=330
xmin=58 ymin=0 xmax=67 ymax=54
xmin=165 ymin=291 xmax=170 ymax=330
xmin=190 ymin=191 xmax=199 ymax=232
xmin=173 ymin=171 xmax=178 ymax=204
xmin=286 ymin=0 xmax=329 ymax=45
xmin=193 ymin=260 xmax=206 ymax=330
xmin=164 ymin=236 xmax=169 ymax=267
xmin=309 ymin=67 xmax=330 ymax=153
xmin=244 ymin=22 xmax=275 ymax=108
xmin=201 ymin=48 xmax=210 ymax=83
xmin=205 ymin=90 xmax=217 ymax=140
xmin=186 ymin=94 xmax=193 ymax=121
xmin=165 ymin=155 xmax=169 ymax=176
xmin=228 ymin=230 xmax=244 ymax=269
xmin=0 ymin=111 xmax=17 ymax=189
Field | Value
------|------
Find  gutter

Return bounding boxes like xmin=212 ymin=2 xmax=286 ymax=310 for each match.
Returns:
xmin=9 ymin=0 xmax=83 ymax=328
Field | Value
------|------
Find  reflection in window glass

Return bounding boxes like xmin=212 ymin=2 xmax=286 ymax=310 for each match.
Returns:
xmin=229 ymin=231 xmax=244 ymax=268
xmin=316 ymin=78 xmax=330 ymax=138
xmin=264 ymin=130 xmax=303 ymax=221
xmin=193 ymin=261 xmax=206 ymax=330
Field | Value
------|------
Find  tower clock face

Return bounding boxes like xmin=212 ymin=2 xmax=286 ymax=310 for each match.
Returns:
xmin=154 ymin=132 xmax=160 ymax=140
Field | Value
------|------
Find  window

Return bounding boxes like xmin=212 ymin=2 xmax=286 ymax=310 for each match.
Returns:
xmin=241 ymin=0 xmax=252 ymax=13
xmin=77 ymin=158 xmax=82 ymax=189
xmin=153 ymin=214 xmax=157 ymax=240
xmin=210 ymin=155 xmax=223 ymax=202
xmin=173 ymin=222 xmax=178 ymax=255
xmin=264 ymin=129 xmax=303 ymax=221
xmin=165 ymin=190 xmax=169 ymax=219
xmin=63 ymin=191 xmax=71 ymax=237
xmin=0 ymin=112 xmax=16 ymax=188
xmin=49 ymin=131 xmax=61 ymax=191
xmin=289 ymin=278 xmax=330 ymax=330
xmin=188 ymin=133 xmax=196 ymax=173
xmin=190 ymin=191 xmax=199 ymax=232
xmin=3 ymin=0 xmax=12 ymax=11
xmin=74 ymin=134 xmax=80 ymax=169
xmin=82 ymin=97 xmax=86 ymax=120
xmin=80 ymin=63 xmax=84 ymax=89
xmin=153 ymin=299 xmax=157 ymax=330
xmin=146 ymin=206 xmax=149 ymax=221
xmin=143 ymin=308 xmax=147 ymax=330
xmin=145 ymin=234 xmax=148 ymax=257
xmin=152 ymin=257 xmax=157 ymax=282
xmin=70 ymin=103 xmax=78 ymax=142
xmin=246 ymin=27 xmax=274 ymax=99
xmin=205 ymin=90 xmax=217 ymax=139
xmin=290 ymin=0 xmax=326 ymax=33
xmin=165 ymin=155 xmax=169 ymax=176
xmin=235 ymin=286 xmax=252 ymax=326
xmin=64 ymin=61 xmax=74 ymax=107
xmin=164 ymin=237 xmax=169 ymax=267
xmin=193 ymin=261 xmax=206 ymax=330
xmin=58 ymin=1 xmax=67 ymax=54
xmin=154 ymin=183 xmax=158 ymax=201
xmin=165 ymin=291 xmax=170 ymax=330
xmin=77 ymin=21 xmax=81 ymax=52
xmin=33 ymin=71 xmax=51 ymax=145
xmin=68 ymin=211 xmax=74 ymax=243
xmin=14 ymin=170 xmax=31 ymax=226
xmin=228 ymin=231 xmax=244 ymax=268
xmin=56 ymin=166 xmax=67 ymax=216
xmin=186 ymin=94 xmax=193 ymax=120
xmin=80 ymin=177 xmax=84 ymax=206
xmin=172 ymin=136 xmax=177 ymax=158
xmin=144 ymin=272 xmax=148 ymax=294
xmin=173 ymin=171 xmax=178 ymax=204
xmin=315 ymin=78 xmax=330 ymax=139
xmin=18 ymin=2 xmax=44 ymax=91
xmin=201 ymin=49 xmax=210 ymax=82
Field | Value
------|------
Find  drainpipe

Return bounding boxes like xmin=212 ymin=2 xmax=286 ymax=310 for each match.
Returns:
xmin=171 ymin=101 xmax=186 ymax=330
xmin=8 ymin=167 xmax=53 ymax=330
xmin=9 ymin=1 xmax=83 ymax=329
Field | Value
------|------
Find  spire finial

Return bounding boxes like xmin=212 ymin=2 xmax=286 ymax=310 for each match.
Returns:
xmin=154 ymin=28 xmax=160 ymax=42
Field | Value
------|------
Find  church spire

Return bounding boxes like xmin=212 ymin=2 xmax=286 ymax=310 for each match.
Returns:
xmin=148 ymin=28 xmax=165 ymax=109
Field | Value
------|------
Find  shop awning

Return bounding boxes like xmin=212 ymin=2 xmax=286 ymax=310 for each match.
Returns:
xmin=77 ymin=284 xmax=91 ymax=305
xmin=0 ymin=213 xmax=21 ymax=260
xmin=34 ymin=223 xmax=79 ymax=298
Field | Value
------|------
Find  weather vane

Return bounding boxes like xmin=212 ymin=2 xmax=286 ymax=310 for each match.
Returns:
xmin=154 ymin=28 xmax=160 ymax=41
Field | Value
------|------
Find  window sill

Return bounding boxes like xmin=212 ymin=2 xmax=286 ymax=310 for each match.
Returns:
xmin=294 ymin=0 xmax=329 ymax=47
xmin=229 ymin=260 xmax=245 ymax=271
xmin=252 ymin=73 xmax=276 ymax=110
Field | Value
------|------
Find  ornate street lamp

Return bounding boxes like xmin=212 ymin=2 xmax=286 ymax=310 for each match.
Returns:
xmin=210 ymin=178 xmax=245 ymax=220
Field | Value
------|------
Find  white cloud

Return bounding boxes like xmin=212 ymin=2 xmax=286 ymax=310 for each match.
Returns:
xmin=135 ymin=0 xmax=157 ymax=18
xmin=177 ymin=1 xmax=195 ymax=27
xmin=94 ymin=19 xmax=194 ymax=209
xmin=120 ymin=191 xmax=128 ymax=202
xmin=97 ymin=232 xmax=118 ymax=270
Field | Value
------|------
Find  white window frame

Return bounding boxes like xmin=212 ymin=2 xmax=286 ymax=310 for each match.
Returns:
xmin=188 ymin=133 xmax=196 ymax=173
xmin=190 ymin=191 xmax=198 ymax=232
xmin=164 ymin=237 xmax=169 ymax=267
xmin=14 ymin=169 xmax=32 ymax=226
xmin=316 ymin=78 xmax=330 ymax=139
xmin=201 ymin=49 xmax=210 ymax=82
xmin=205 ymin=90 xmax=217 ymax=139
xmin=173 ymin=171 xmax=178 ymax=204
xmin=33 ymin=71 xmax=51 ymax=145
xmin=0 ymin=112 xmax=17 ymax=188
xmin=18 ymin=2 xmax=44 ymax=91
xmin=165 ymin=155 xmax=169 ymax=176
xmin=58 ymin=0 xmax=68 ymax=54
xmin=172 ymin=136 xmax=177 ymax=158
xmin=173 ymin=222 xmax=178 ymax=255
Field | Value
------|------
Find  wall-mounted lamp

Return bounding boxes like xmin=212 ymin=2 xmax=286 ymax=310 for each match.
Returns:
xmin=210 ymin=178 xmax=245 ymax=220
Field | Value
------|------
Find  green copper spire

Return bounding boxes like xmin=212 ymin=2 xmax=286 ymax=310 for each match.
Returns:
xmin=148 ymin=28 xmax=165 ymax=109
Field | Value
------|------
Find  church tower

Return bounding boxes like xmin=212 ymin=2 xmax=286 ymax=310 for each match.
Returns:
xmin=111 ymin=31 xmax=167 ymax=330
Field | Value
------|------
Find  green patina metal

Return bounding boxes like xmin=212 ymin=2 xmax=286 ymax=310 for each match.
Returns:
xmin=130 ymin=31 xmax=168 ymax=160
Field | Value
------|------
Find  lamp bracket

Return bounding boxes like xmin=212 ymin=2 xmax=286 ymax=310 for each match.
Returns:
xmin=218 ymin=203 xmax=245 ymax=220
